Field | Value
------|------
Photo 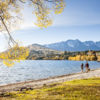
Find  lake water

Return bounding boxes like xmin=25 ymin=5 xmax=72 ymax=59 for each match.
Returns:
xmin=0 ymin=60 xmax=100 ymax=85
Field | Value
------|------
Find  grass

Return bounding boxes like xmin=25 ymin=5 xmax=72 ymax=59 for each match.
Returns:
xmin=1 ymin=77 xmax=100 ymax=100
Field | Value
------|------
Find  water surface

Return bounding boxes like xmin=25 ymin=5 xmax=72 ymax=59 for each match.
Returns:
xmin=0 ymin=60 xmax=100 ymax=85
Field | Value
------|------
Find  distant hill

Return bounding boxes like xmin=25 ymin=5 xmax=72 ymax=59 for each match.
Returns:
xmin=27 ymin=44 xmax=62 ymax=59
xmin=44 ymin=39 xmax=100 ymax=51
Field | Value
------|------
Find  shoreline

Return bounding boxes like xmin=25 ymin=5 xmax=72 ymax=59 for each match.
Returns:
xmin=0 ymin=68 xmax=100 ymax=93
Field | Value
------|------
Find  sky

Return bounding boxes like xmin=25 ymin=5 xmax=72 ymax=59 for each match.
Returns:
xmin=0 ymin=0 xmax=100 ymax=51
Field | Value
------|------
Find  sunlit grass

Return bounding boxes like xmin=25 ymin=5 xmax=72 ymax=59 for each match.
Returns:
xmin=1 ymin=77 xmax=100 ymax=100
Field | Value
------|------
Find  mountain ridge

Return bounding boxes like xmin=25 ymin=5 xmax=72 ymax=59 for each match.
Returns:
xmin=44 ymin=39 xmax=100 ymax=51
xmin=27 ymin=44 xmax=62 ymax=59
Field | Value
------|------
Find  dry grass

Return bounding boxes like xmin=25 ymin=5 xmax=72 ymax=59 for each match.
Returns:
xmin=1 ymin=77 xmax=100 ymax=100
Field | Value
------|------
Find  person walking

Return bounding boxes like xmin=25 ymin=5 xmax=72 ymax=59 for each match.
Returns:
xmin=81 ymin=63 xmax=84 ymax=72
xmin=85 ymin=62 xmax=90 ymax=72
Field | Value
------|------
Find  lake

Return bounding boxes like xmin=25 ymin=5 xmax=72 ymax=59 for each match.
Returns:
xmin=0 ymin=60 xmax=100 ymax=85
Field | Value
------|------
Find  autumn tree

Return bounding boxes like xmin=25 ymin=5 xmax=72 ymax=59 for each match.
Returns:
xmin=0 ymin=0 xmax=65 ymax=66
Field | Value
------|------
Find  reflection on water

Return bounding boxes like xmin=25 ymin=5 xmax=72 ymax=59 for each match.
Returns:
xmin=0 ymin=60 xmax=100 ymax=85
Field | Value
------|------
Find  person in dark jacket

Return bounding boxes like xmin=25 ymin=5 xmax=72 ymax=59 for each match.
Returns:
xmin=85 ymin=62 xmax=90 ymax=72
xmin=81 ymin=63 xmax=84 ymax=72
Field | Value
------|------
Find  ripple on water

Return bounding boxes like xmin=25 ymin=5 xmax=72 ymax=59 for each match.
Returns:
xmin=0 ymin=60 xmax=100 ymax=85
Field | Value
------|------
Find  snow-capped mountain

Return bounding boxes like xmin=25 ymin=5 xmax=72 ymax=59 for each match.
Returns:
xmin=44 ymin=39 xmax=100 ymax=51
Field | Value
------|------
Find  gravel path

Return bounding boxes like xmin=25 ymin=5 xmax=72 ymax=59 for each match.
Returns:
xmin=0 ymin=68 xmax=100 ymax=93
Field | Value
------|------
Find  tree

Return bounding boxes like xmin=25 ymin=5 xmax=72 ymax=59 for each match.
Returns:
xmin=0 ymin=0 xmax=66 ymax=66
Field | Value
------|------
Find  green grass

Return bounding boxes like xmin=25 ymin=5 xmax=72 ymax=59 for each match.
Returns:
xmin=1 ymin=77 xmax=100 ymax=100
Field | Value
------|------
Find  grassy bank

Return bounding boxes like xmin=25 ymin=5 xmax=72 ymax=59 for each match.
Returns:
xmin=1 ymin=77 xmax=100 ymax=100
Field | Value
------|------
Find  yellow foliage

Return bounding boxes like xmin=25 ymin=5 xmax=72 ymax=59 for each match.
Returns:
xmin=3 ymin=60 xmax=15 ymax=67
xmin=81 ymin=55 xmax=86 ymax=60
xmin=85 ymin=55 xmax=96 ymax=61
xmin=33 ymin=0 xmax=65 ymax=28
xmin=54 ymin=0 xmax=66 ymax=14
xmin=90 ymin=55 xmax=96 ymax=60
xmin=97 ymin=56 xmax=100 ymax=61
xmin=75 ymin=55 xmax=81 ymax=61
xmin=0 ymin=44 xmax=29 ymax=67
xmin=0 ymin=0 xmax=66 ymax=29
xmin=68 ymin=55 xmax=97 ymax=61
xmin=68 ymin=57 xmax=76 ymax=60
xmin=86 ymin=55 xmax=90 ymax=60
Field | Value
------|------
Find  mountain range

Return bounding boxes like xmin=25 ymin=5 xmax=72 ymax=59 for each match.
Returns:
xmin=44 ymin=39 xmax=100 ymax=51
xmin=27 ymin=39 xmax=100 ymax=59
xmin=1 ymin=39 xmax=100 ymax=60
